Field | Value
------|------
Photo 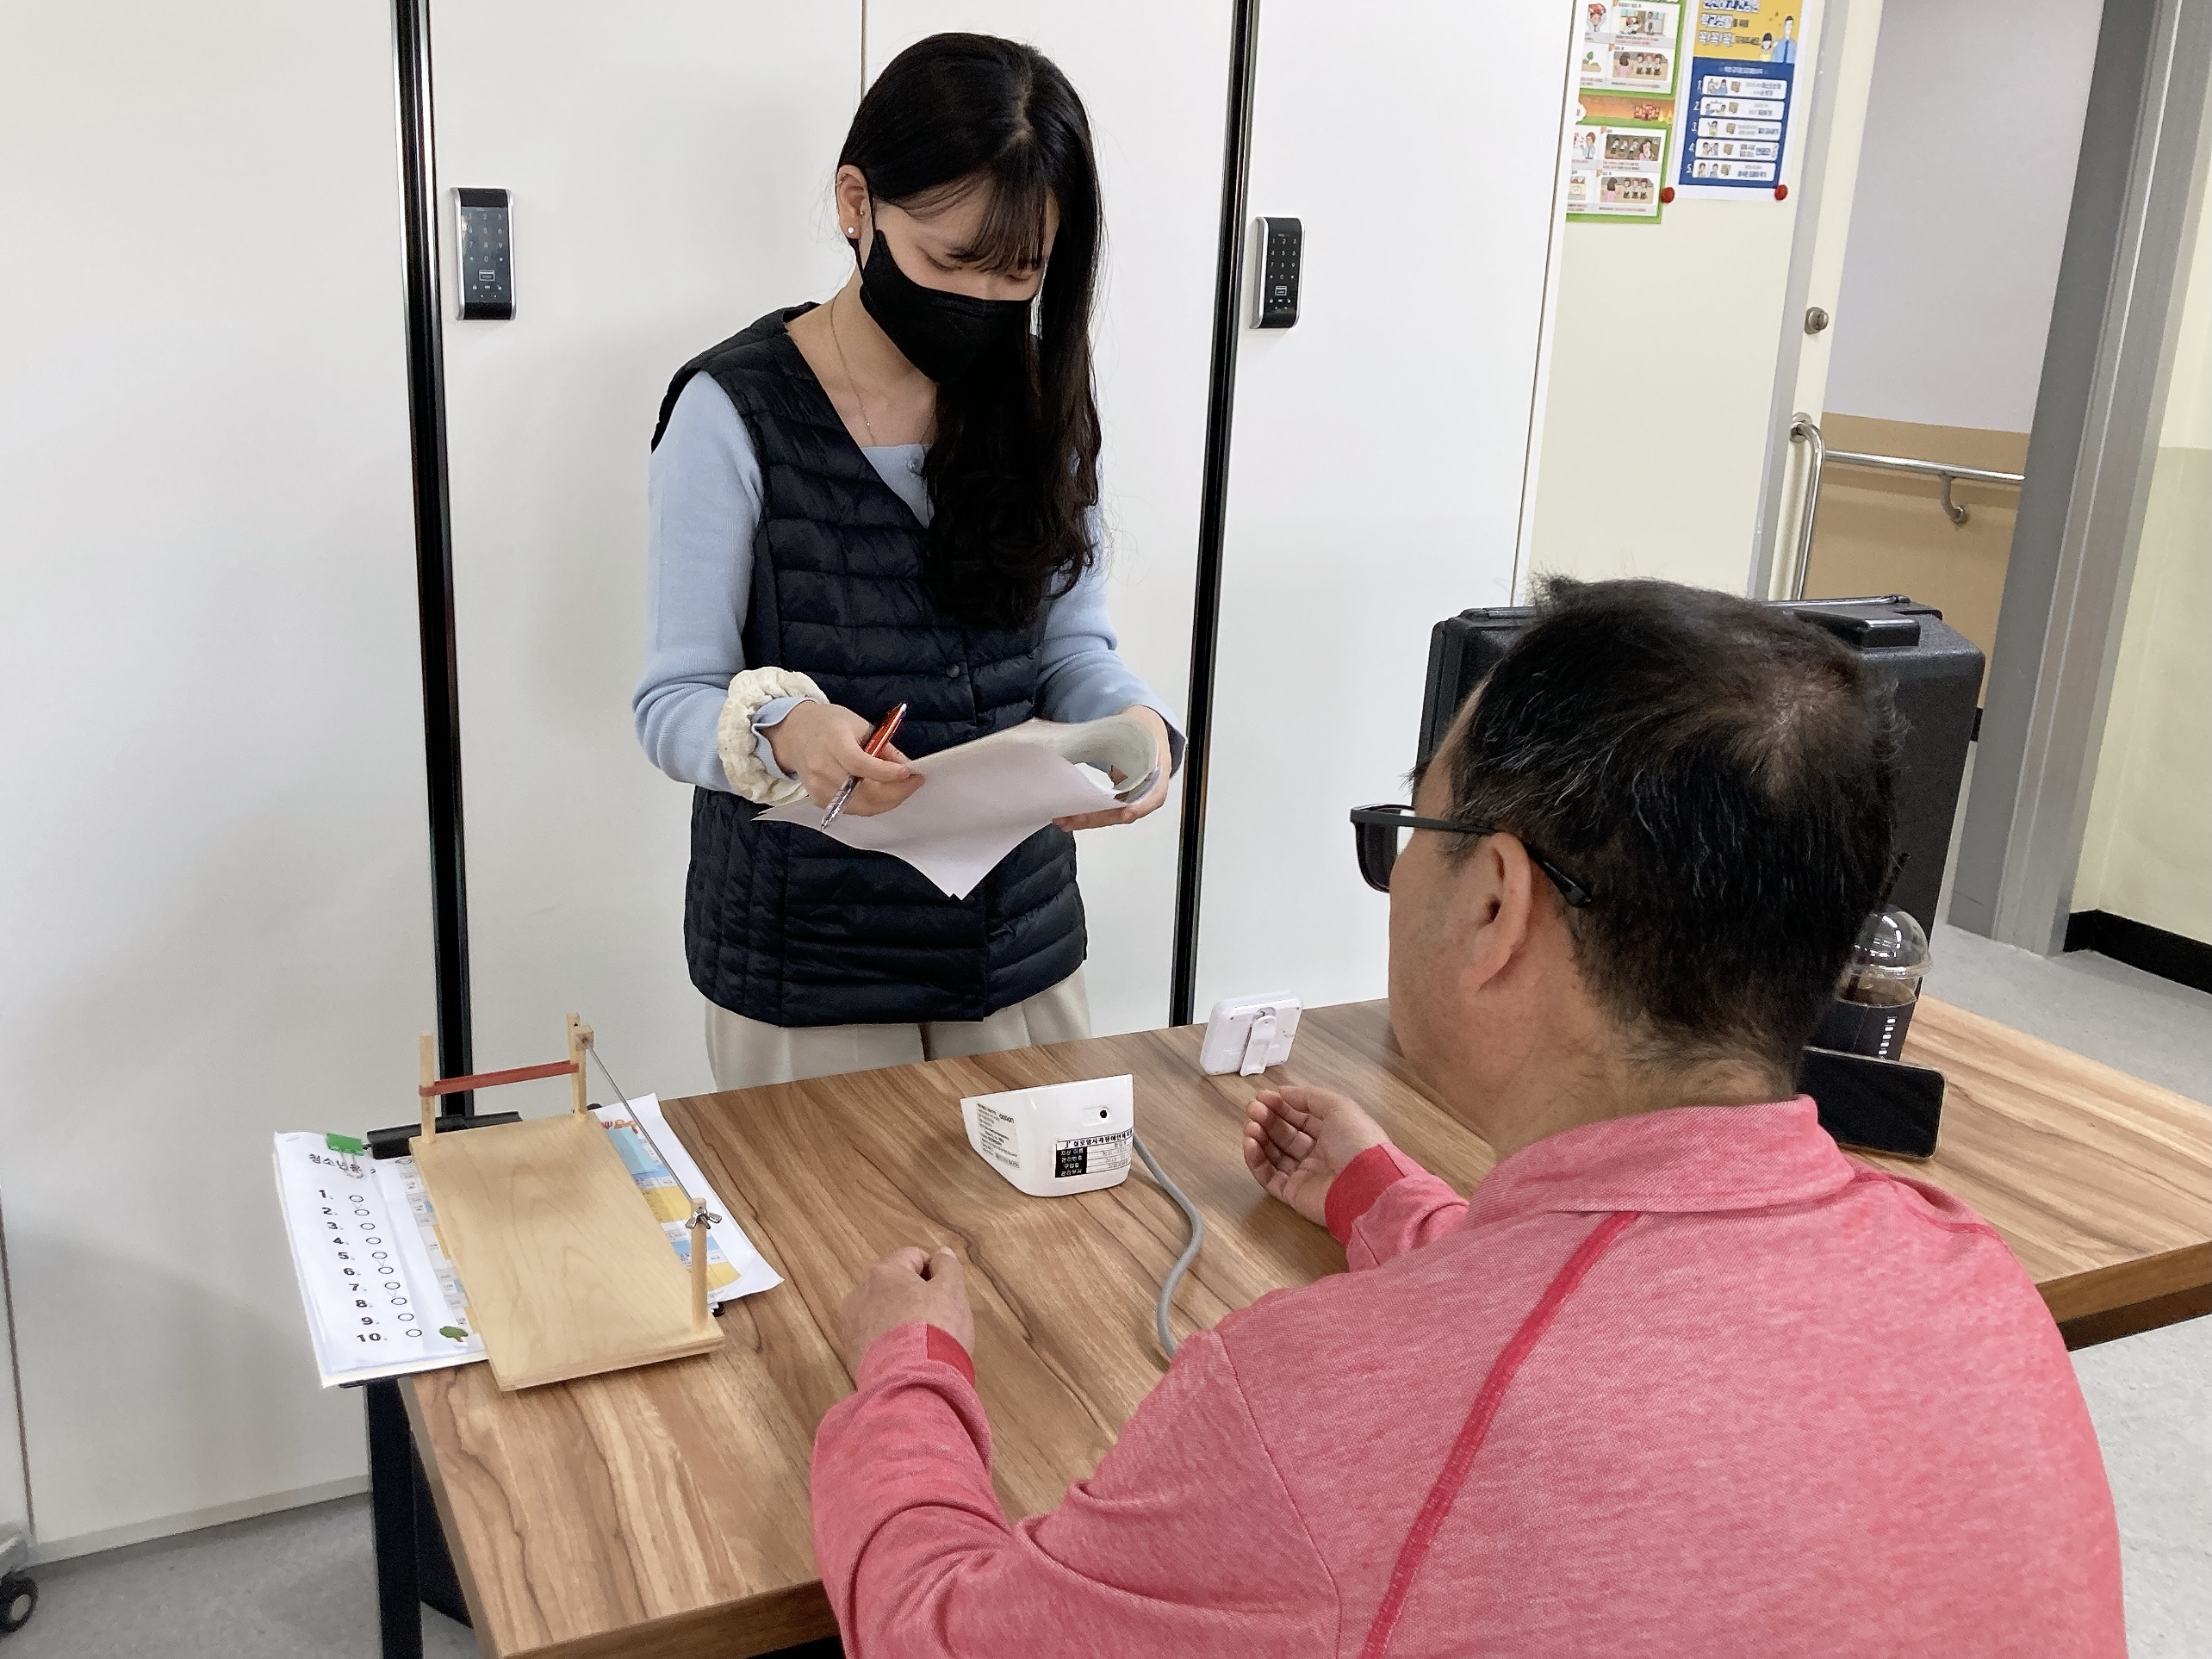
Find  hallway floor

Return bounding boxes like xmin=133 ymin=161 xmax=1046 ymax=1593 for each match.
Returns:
xmin=13 ymin=930 xmax=2209 ymax=1659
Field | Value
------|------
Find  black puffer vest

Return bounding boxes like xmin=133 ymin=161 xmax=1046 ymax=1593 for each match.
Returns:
xmin=650 ymin=308 xmax=1084 ymax=1027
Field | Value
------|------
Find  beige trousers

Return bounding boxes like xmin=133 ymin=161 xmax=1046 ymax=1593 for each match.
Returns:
xmin=704 ymin=969 xmax=1092 ymax=1091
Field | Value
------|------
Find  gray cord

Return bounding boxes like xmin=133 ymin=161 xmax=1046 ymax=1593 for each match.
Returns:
xmin=1132 ymin=1131 xmax=1203 ymax=1358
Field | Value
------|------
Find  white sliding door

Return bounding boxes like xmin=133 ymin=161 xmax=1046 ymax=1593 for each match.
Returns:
xmin=1192 ymin=3 xmax=1577 ymax=1015
xmin=430 ymin=3 xmax=862 ymax=1103
xmin=863 ymin=2 xmax=1233 ymax=1035
xmin=0 ymin=3 xmax=427 ymax=1552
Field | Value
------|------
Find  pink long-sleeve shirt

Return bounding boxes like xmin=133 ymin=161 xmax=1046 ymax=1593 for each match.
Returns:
xmin=811 ymin=1099 xmax=2124 ymax=1656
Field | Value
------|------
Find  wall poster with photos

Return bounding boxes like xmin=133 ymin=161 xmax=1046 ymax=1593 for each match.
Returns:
xmin=1568 ymin=0 xmax=1681 ymax=222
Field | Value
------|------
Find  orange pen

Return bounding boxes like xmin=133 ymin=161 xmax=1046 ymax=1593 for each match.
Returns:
xmin=820 ymin=702 xmax=908 ymax=829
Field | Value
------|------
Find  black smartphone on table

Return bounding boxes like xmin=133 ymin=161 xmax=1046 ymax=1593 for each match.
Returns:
xmin=1798 ymin=1046 xmax=1946 ymax=1159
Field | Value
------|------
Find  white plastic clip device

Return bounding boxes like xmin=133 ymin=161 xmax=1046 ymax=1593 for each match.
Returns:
xmin=1199 ymin=992 xmax=1302 ymax=1077
xmin=961 ymin=1075 xmax=1134 ymax=1197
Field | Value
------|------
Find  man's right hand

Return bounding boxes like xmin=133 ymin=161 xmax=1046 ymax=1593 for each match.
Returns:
xmin=766 ymin=700 xmax=923 ymax=815
xmin=1242 ymin=1086 xmax=1391 ymax=1228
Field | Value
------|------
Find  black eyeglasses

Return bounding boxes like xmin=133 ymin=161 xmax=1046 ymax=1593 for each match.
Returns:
xmin=1348 ymin=805 xmax=1594 ymax=908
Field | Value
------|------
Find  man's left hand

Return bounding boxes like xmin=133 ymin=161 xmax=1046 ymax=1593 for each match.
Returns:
xmin=1053 ymin=705 xmax=1174 ymax=831
xmin=839 ymin=1245 xmax=975 ymax=1363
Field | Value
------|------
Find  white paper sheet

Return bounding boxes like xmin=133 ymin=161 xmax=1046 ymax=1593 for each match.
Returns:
xmin=759 ymin=722 xmax=1140 ymax=898
xmin=272 ymin=1133 xmax=484 ymax=1388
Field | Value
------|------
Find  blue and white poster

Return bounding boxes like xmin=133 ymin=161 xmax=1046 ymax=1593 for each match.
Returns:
xmin=1675 ymin=1 xmax=1801 ymax=196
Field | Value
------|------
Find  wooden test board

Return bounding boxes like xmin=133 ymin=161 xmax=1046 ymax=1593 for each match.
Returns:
xmin=413 ymin=1112 xmax=724 ymax=1390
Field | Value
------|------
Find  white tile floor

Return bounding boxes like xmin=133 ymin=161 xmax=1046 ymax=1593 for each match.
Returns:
xmin=14 ymin=936 xmax=2209 ymax=1659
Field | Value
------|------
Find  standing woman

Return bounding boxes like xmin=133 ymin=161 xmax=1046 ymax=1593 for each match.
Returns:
xmin=635 ymin=34 xmax=1181 ymax=1090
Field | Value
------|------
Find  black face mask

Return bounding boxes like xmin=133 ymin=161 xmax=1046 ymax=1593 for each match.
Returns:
xmin=854 ymin=225 xmax=1032 ymax=383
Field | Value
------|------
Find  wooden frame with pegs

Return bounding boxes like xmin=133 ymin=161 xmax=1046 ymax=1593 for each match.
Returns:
xmin=408 ymin=1014 xmax=724 ymax=1389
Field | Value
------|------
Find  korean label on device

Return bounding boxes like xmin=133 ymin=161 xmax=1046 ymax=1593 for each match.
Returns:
xmin=1054 ymin=1131 xmax=1132 ymax=1179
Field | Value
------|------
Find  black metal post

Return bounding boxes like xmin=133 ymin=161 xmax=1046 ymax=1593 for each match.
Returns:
xmin=1169 ymin=0 xmax=1264 ymax=1028
xmin=365 ymin=1381 xmax=423 ymax=1659
xmin=392 ymin=0 xmax=474 ymax=1101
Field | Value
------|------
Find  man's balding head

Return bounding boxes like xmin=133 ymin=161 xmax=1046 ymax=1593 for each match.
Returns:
xmin=1425 ymin=578 xmax=1899 ymax=1081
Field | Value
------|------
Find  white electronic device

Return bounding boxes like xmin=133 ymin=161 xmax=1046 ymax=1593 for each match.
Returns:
xmin=960 ymin=1074 xmax=1134 ymax=1197
xmin=1200 ymin=991 xmax=1302 ymax=1076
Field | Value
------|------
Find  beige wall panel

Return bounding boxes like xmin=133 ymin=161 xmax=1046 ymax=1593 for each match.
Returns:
xmin=2072 ymin=447 xmax=2212 ymax=941
xmin=1800 ymin=413 xmax=2028 ymax=676
xmin=2072 ymin=148 xmax=2212 ymax=945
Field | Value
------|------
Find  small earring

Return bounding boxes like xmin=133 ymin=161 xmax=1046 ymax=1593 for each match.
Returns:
xmin=845 ymin=227 xmax=858 ymax=239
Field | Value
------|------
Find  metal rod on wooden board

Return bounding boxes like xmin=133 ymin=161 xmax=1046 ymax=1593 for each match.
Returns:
xmin=688 ymin=1202 xmax=713 ymax=1328
xmin=418 ymin=1033 xmax=438 ymax=1142
xmin=586 ymin=1043 xmax=705 ymax=1221
xmin=1788 ymin=413 xmax=1827 ymax=600
xmin=1170 ymin=0 xmax=1264 ymax=1028
xmin=391 ymin=0 xmax=475 ymax=1112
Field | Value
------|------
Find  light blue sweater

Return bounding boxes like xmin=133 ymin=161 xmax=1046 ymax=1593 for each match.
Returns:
xmin=633 ymin=374 xmax=1184 ymax=791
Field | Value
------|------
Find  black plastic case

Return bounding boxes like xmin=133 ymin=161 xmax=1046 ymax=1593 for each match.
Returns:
xmin=1418 ymin=595 xmax=1984 ymax=934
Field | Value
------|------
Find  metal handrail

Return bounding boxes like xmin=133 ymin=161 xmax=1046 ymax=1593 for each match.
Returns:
xmin=1788 ymin=413 xmax=1825 ymax=600
xmin=1786 ymin=416 xmax=2028 ymax=599
xmin=1824 ymin=447 xmax=2024 ymax=525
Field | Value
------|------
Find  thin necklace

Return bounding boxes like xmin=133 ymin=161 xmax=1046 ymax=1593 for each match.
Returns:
xmin=826 ymin=290 xmax=879 ymax=445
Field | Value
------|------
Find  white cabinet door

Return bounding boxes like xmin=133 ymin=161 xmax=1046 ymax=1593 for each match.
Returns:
xmin=863 ymin=3 xmax=1235 ymax=1034
xmin=1192 ymin=3 xmax=1576 ymax=1015
xmin=0 ymin=3 xmax=427 ymax=1550
xmin=429 ymin=3 xmax=863 ymax=1099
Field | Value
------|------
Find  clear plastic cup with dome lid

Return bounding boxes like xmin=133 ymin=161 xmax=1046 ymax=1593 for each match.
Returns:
xmin=1811 ymin=905 xmax=1930 ymax=1062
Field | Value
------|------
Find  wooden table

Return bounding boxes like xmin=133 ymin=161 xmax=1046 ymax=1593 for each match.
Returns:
xmin=405 ymin=997 xmax=2211 ymax=1658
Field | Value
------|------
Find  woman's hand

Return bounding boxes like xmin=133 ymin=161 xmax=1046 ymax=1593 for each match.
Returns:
xmin=1242 ymin=1086 xmax=1391 ymax=1229
xmin=1053 ymin=704 xmax=1174 ymax=831
xmin=765 ymin=700 xmax=923 ymax=815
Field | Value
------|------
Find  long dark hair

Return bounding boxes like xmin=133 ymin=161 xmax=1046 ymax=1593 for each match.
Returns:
xmin=840 ymin=34 xmax=1103 ymax=631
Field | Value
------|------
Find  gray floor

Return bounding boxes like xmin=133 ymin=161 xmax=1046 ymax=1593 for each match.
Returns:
xmin=10 ymin=1495 xmax=475 ymax=1659
xmin=1923 ymin=925 xmax=2212 ymax=1657
xmin=14 ymin=935 xmax=2209 ymax=1658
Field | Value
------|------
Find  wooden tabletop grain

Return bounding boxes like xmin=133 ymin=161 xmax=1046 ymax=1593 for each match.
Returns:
xmin=407 ymin=997 xmax=2211 ymax=1659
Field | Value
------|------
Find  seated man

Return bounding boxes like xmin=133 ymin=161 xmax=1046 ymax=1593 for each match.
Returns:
xmin=811 ymin=578 xmax=2123 ymax=1656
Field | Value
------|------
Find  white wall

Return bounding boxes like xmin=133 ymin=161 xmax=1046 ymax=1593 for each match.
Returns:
xmin=1190 ymin=1 xmax=1576 ymax=1013
xmin=1823 ymin=0 xmax=2103 ymax=432
xmin=864 ymin=1 xmax=1232 ymax=1036
xmin=0 ymin=3 xmax=428 ymax=1552
xmin=431 ymin=4 xmax=862 ymax=1112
